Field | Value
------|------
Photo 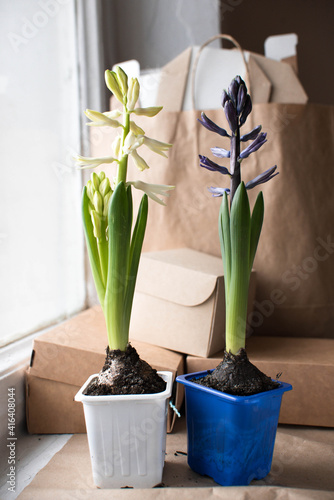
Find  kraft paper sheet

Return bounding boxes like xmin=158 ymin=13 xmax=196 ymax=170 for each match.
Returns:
xmin=18 ymin=418 xmax=334 ymax=499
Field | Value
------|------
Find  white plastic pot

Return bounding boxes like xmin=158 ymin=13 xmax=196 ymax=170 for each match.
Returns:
xmin=75 ymin=371 xmax=173 ymax=489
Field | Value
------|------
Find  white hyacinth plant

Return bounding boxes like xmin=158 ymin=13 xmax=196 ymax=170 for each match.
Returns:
xmin=74 ymin=67 xmax=173 ymax=352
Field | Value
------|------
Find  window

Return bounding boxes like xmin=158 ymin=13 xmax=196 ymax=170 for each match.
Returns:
xmin=0 ymin=0 xmax=222 ymax=348
xmin=1 ymin=0 xmax=86 ymax=347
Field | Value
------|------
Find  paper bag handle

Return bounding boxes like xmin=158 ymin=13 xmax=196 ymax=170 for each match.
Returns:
xmin=191 ymin=34 xmax=250 ymax=110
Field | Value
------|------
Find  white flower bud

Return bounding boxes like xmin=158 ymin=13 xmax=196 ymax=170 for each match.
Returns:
xmin=99 ymin=177 xmax=111 ymax=197
xmin=133 ymin=106 xmax=162 ymax=117
xmin=105 ymin=70 xmax=124 ymax=103
xmin=123 ymin=131 xmax=144 ymax=155
xmin=93 ymin=190 xmax=103 ymax=215
xmin=86 ymin=180 xmax=94 ymax=202
xmin=130 ymin=149 xmax=149 ymax=171
xmin=127 ymin=180 xmax=174 ymax=205
xmin=127 ymin=77 xmax=140 ymax=111
xmin=91 ymin=210 xmax=102 ymax=239
xmin=112 ymin=135 xmax=122 ymax=159
xmin=130 ymin=121 xmax=145 ymax=135
xmin=115 ymin=66 xmax=128 ymax=95
xmin=143 ymin=136 xmax=172 ymax=158
xmin=91 ymin=172 xmax=100 ymax=190
xmin=103 ymin=190 xmax=112 ymax=217
xmin=73 ymin=154 xmax=117 ymax=170
xmin=85 ymin=109 xmax=121 ymax=128
xmin=104 ymin=109 xmax=122 ymax=119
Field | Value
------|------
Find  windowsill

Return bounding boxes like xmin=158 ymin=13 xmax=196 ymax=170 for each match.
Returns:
xmin=0 ymin=312 xmax=87 ymax=499
xmin=0 ymin=333 xmax=38 ymax=475
xmin=0 ymin=307 xmax=89 ymax=380
xmin=0 ymin=432 xmax=72 ymax=500
xmin=0 ymin=334 xmax=71 ymax=499
xmin=0 ymin=334 xmax=36 ymax=381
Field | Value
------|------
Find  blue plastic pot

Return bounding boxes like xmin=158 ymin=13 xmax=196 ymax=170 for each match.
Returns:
xmin=176 ymin=371 xmax=292 ymax=486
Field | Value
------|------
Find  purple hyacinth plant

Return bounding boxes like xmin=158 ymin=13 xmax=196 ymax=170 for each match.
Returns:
xmin=199 ymin=75 xmax=278 ymax=355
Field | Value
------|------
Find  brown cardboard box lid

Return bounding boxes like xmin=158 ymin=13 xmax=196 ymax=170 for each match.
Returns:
xmin=186 ymin=336 xmax=334 ymax=371
xmin=247 ymin=336 xmax=334 ymax=365
xmin=30 ymin=306 xmax=184 ymax=387
xmin=248 ymin=52 xmax=308 ymax=103
xmin=136 ymin=248 xmax=224 ymax=306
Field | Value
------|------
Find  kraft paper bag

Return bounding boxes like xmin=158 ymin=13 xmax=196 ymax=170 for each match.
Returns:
xmin=124 ymin=37 xmax=334 ymax=340
xmin=92 ymin=36 xmax=334 ymax=340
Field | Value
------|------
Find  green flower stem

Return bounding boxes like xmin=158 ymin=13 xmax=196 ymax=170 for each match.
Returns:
xmin=225 ymin=285 xmax=249 ymax=354
xmin=229 ymin=127 xmax=241 ymax=206
xmin=116 ymin=154 xmax=128 ymax=185
xmin=116 ymin=111 xmax=130 ymax=185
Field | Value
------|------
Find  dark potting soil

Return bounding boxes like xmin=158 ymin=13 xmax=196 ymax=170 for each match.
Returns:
xmin=83 ymin=343 xmax=166 ymax=396
xmin=193 ymin=348 xmax=280 ymax=396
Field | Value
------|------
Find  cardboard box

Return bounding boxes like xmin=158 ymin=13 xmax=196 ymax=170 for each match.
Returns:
xmin=26 ymin=306 xmax=185 ymax=434
xmin=186 ymin=336 xmax=334 ymax=427
xmin=26 ymin=373 xmax=86 ymax=433
xmin=130 ymin=248 xmax=256 ymax=358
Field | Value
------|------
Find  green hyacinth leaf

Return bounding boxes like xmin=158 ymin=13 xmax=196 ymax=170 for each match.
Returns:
xmin=219 ymin=192 xmax=231 ymax=302
xmin=249 ymin=191 xmax=264 ymax=274
xmin=123 ymin=190 xmax=148 ymax=336
xmin=230 ymin=182 xmax=251 ymax=276
xmin=82 ymin=187 xmax=105 ymax=305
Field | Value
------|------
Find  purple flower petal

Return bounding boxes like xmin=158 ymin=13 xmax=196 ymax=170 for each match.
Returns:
xmin=239 ymin=94 xmax=252 ymax=126
xmin=211 ymin=147 xmax=230 ymax=158
xmin=221 ymin=90 xmax=229 ymax=108
xmin=228 ymin=78 xmax=239 ymax=105
xmin=208 ymin=186 xmax=231 ymax=197
xmin=239 ymin=132 xmax=267 ymax=159
xmin=240 ymin=125 xmax=262 ymax=142
xmin=246 ymin=166 xmax=279 ymax=190
xmin=224 ymin=100 xmax=238 ymax=134
xmin=199 ymin=155 xmax=231 ymax=175
xmin=237 ymin=83 xmax=247 ymax=115
xmin=198 ymin=112 xmax=230 ymax=137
